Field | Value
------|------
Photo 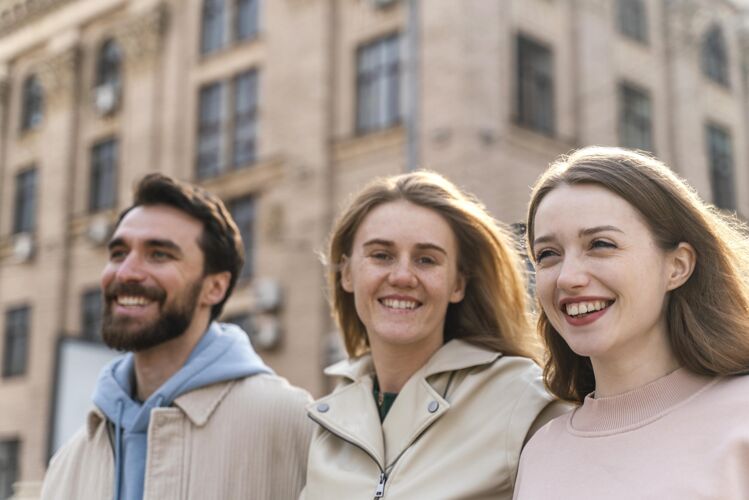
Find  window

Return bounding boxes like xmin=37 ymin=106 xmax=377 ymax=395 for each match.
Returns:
xmin=81 ymin=289 xmax=103 ymax=342
xmin=706 ymin=124 xmax=735 ymax=210
xmin=20 ymin=74 xmax=43 ymax=131
xmin=516 ymin=35 xmax=554 ymax=135
xmin=618 ymin=82 xmax=653 ymax=152
xmin=228 ymin=196 xmax=255 ymax=280
xmin=197 ymin=71 xmax=260 ymax=178
xmin=0 ymin=440 xmax=19 ymax=500
xmin=197 ymin=82 xmax=226 ymax=178
xmin=236 ymin=0 xmax=260 ymax=41
xmin=702 ymin=25 xmax=729 ymax=86
xmin=616 ymin=0 xmax=648 ymax=42
xmin=96 ymin=39 xmax=122 ymax=88
xmin=89 ymin=138 xmax=118 ymax=212
xmin=356 ymin=34 xmax=401 ymax=134
xmin=13 ymin=168 xmax=37 ymax=234
xmin=201 ymin=0 xmax=226 ymax=54
xmin=201 ymin=0 xmax=260 ymax=54
xmin=3 ymin=306 xmax=30 ymax=378
xmin=233 ymin=70 xmax=259 ymax=167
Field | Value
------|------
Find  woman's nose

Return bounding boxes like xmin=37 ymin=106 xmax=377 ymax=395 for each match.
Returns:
xmin=388 ymin=258 xmax=418 ymax=288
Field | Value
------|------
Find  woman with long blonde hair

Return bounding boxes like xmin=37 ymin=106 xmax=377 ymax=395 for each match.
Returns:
xmin=515 ymin=147 xmax=749 ymax=499
xmin=302 ymin=171 xmax=565 ymax=499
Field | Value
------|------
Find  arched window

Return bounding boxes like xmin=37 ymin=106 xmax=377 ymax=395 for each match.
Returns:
xmin=617 ymin=0 xmax=648 ymax=42
xmin=96 ymin=39 xmax=122 ymax=88
xmin=20 ymin=74 xmax=43 ymax=131
xmin=702 ymin=25 xmax=729 ymax=86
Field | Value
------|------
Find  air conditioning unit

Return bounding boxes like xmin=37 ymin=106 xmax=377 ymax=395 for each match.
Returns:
xmin=87 ymin=215 xmax=113 ymax=246
xmin=93 ymin=83 xmax=120 ymax=116
xmin=252 ymin=315 xmax=281 ymax=350
xmin=12 ymin=233 xmax=35 ymax=263
xmin=252 ymin=278 xmax=282 ymax=312
xmin=371 ymin=0 xmax=397 ymax=8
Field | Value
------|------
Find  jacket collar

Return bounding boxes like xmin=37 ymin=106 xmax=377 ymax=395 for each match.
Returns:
xmin=86 ymin=379 xmax=235 ymax=438
xmin=324 ymin=339 xmax=501 ymax=382
xmin=311 ymin=340 xmax=502 ymax=467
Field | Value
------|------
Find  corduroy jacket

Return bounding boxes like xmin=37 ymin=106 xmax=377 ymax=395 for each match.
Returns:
xmin=41 ymin=373 xmax=313 ymax=500
xmin=301 ymin=339 xmax=563 ymax=500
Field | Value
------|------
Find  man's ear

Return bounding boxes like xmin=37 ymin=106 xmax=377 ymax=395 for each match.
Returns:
xmin=340 ymin=256 xmax=353 ymax=293
xmin=666 ymin=242 xmax=696 ymax=291
xmin=202 ymin=271 xmax=232 ymax=306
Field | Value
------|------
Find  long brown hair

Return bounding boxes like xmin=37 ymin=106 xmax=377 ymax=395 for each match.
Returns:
xmin=328 ymin=171 xmax=537 ymax=360
xmin=527 ymin=147 xmax=749 ymax=402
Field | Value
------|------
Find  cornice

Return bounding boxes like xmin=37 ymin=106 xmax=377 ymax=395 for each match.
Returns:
xmin=0 ymin=0 xmax=76 ymax=37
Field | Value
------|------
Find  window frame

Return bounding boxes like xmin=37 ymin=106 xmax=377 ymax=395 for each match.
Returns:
xmin=705 ymin=122 xmax=735 ymax=211
xmin=616 ymin=0 xmax=648 ymax=43
xmin=701 ymin=24 xmax=730 ymax=87
xmin=201 ymin=0 xmax=261 ymax=55
xmin=3 ymin=306 xmax=30 ymax=378
xmin=355 ymin=33 xmax=402 ymax=135
xmin=13 ymin=167 xmax=37 ymax=235
xmin=20 ymin=74 xmax=44 ymax=132
xmin=516 ymin=34 xmax=555 ymax=135
xmin=0 ymin=439 xmax=20 ymax=500
xmin=80 ymin=288 xmax=103 ymax=342
xmin=227 ymin=195 xmax=255 ymax=281
xmin=89 ymin=138 xmax=119 ymax=212
xmin=95 ymin=39 xmax=123 ymax=89
xmin=618 ymin=81 xmax=653 ymax=152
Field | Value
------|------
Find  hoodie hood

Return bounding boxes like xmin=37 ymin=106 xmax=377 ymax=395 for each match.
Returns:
xmin=92 ymin=322 xmax=272 ymax=500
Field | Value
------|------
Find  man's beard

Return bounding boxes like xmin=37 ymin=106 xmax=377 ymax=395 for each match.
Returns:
xmin=101 ymin=280 xmax=203 ymax=352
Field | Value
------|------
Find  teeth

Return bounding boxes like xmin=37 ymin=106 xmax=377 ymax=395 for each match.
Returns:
xmin=565 ymin=300 xmax=608 ymax=317
xmin=382 ymin=298 xmax=418 ymax=310
xmin=117 ymin=295 xmax=151 ymax=307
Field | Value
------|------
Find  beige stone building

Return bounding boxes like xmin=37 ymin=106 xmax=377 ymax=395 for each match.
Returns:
xmin=0 ymin=0 xmax=747 ymax=496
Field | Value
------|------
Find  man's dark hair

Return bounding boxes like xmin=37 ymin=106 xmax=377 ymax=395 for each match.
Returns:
xmin=116 ymin=173 xmax=244 ymax=320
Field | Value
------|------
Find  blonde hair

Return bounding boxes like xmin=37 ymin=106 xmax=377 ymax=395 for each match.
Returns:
xmin=328 ymin=170 xmax=537 ymax=360
xmin=527 ymin=147 xmax=749 ymax=402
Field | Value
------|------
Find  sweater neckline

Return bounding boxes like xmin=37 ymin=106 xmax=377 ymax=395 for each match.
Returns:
xmin=568 ymin=367 xmax=715 ymax=436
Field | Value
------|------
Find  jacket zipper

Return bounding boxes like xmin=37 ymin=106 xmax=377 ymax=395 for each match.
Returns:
xmin=374 ymin=472 xmax=387 ymax=497
xmin=308 ymin=414 xmax=388 ymax=498
xmin=310 ymin=373 xmax=456 ymax=498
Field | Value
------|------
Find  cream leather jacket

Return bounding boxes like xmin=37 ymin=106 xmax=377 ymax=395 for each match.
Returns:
xmin=301 ymin=340 xmax=561 ymax=500
xmin=41 ymin=374 xmax=313 ymax=500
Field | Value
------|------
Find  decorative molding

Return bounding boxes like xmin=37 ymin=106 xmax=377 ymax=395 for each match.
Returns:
xmin=665 ymin=0 xmax=717 ymax=51
xmin=0 ymin=0 xmax=75 ymax=36
xmin=37 ymin=47 xmax=78 ymax=106
xmin=116 ymin=4 xmax=168 ymax=68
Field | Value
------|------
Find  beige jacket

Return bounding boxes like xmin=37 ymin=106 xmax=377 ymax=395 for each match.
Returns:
xmin=301 ymin=340 xmax=562 ymax=500
xmin=41 ymin=374 xmax=313 ymax=500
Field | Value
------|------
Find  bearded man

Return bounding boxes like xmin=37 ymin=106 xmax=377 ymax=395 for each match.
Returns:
xmin=41 ymin=174 xmax=312 ymax=500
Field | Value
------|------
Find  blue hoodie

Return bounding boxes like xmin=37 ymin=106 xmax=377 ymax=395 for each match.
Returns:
xmin=92 ymin=322 xmax=273 ymax=500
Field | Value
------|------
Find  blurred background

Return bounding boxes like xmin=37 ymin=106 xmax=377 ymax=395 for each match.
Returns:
xmin=0 ymin=0 xmax=748 ymax=497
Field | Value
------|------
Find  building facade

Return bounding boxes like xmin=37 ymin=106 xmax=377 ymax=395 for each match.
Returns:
xmin=0 ymin=0 xmax=748 ymax=496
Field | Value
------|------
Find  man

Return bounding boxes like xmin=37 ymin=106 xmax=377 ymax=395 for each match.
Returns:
xmin=41 ymin=174 xmax=312 ymax=500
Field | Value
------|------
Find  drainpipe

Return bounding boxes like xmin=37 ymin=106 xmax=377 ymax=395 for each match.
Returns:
xmin=405 ymin=0 xmax=420 ymax=171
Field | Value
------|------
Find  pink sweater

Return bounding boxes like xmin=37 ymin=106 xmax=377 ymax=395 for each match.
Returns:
xmin=514 ymin=368 xmax=749 ymax=499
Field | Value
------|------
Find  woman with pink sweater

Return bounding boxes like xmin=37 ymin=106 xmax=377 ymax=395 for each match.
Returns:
xmin=514 ymin=147 xmax=749 ymax=499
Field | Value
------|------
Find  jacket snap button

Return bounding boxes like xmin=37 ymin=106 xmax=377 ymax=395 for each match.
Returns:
xmin=427 ymin=401 xmax=439 ymax=413
xmin=317 ymin=403 xmax=330 ymax=413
